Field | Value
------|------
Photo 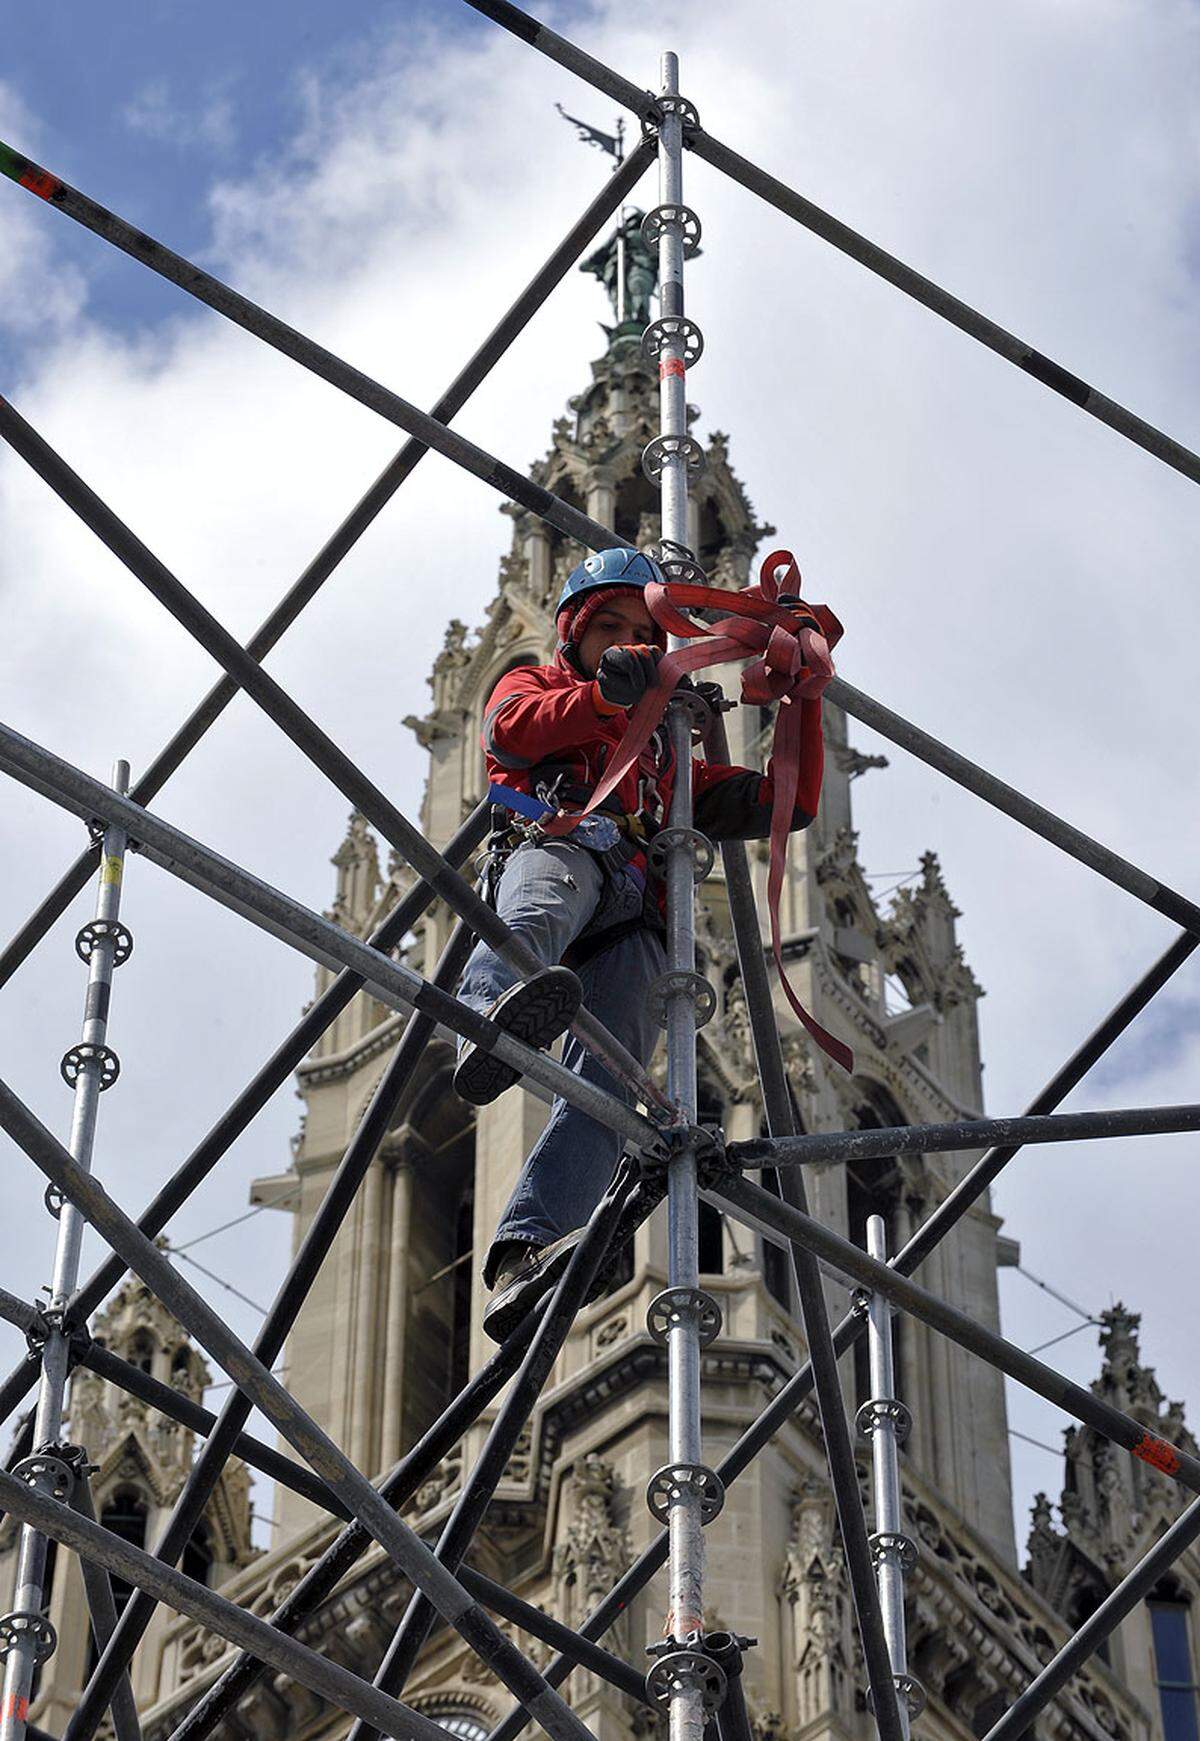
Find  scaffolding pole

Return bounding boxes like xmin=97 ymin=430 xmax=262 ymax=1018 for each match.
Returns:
xmin=857 ymin=1217 xmax=923 ymax=1737
xmin=0 ymin=761 xmax=132 ymax=1741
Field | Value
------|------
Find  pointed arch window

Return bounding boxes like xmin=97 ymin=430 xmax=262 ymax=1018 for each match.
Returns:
xmin=1150 ymin=1594 xmax=1200 ymax=1741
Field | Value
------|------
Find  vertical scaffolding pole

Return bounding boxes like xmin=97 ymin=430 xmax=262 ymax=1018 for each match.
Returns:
xmin=643 ymin=49 xmax=726 ymax=1741
xmin=857 ymin=1217 xmax=924 ymax=1736
xmin=0 ymin=761 xmax=132 ymax=1741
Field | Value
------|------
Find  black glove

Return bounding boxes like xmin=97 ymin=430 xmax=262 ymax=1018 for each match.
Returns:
xmin=594 ymin=643 xmax=663 ymax=709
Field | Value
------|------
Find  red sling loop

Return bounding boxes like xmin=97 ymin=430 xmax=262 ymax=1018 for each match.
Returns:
xmin=545 ymin=548 xmax=854 ymax=1075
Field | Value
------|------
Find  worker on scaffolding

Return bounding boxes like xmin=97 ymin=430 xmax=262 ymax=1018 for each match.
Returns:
xmin=454 ymin=546 xmax=817 ymax=1340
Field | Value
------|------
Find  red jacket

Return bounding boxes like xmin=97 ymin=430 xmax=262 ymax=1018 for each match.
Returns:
xmin=482 ymin=652 xmax=816 ymax=841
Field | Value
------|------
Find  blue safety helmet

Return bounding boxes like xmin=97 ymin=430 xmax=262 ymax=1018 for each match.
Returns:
xmin=555 ymin=547 xmax=665 ymax=618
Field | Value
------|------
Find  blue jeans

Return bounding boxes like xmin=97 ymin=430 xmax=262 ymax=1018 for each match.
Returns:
xmin=456 ymin=840 xmax=664 ymax=1284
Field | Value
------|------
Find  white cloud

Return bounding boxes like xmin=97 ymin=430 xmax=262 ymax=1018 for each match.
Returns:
xmin=2 ymin=0 xmax=1200 ymax=1552
xmin=123 ymin=77 xmax=237 ymax=154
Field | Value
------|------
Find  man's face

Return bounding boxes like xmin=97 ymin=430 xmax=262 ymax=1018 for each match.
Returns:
xmin=576 ymin=590 xmax=657 ymax=679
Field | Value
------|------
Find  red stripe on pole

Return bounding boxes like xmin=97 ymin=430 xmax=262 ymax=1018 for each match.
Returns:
xmin=19 ymin=165 xmax=60 ymax=200
xmin=2 ymin=1695 xmax=29 ymax=1721
xmin=658 ymin=357 xmax=686 ymax=379
xmin=1133 ymin=1432 xmax=1181 ymax=1475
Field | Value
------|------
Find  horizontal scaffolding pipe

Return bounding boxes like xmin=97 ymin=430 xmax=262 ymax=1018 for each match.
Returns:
xmin=0 ymin=397 xmax=669 ymax=1120
xmin=0 ymin=721 xmax=660 ymax=1154
xmin=481 ymin=928 xmax=1197 ymax=1741
xmin=828 ymin=677 xmax=1200 ymax=935
xmin=0 ymin=143 xmax=651 ymax=993
xmin=0 ymin=1467 xmax=467 ymax=1741
xmin=730 ymin=1102 xmax=1200 ymax=1169
xmin=0 ymin=162 xmax=616 ymax=550
xmin=461 ymin=0 xmax=1200 ymax=488
xmin=0 ymin=1081 xmax=593 ymax=1741
xmin=984 ymin=1495 xmax=1200 ymax=1741
xmin=713 ymin=1172 xmax=1200 ymax=1498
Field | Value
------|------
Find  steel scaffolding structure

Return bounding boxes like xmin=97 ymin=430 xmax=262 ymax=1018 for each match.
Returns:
xmin=0 ymin=6 xmax=1196 ymax=1741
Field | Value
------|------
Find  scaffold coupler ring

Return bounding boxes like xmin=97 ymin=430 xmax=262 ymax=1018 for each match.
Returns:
xmin=646 ymin=1461 xmax=726 ymax=1525
xmin=642 ymin=433 xmax=706 ymax=485
xmin=855 ymin=1395 xmax=913 ymax=1444
xmin=645 ymin=537 xmax=708 ymax=586
xmin=641 ymin=203 xmax=702 ymax=256
xmin=649 ymin=825 xmax=715 ymax=881
xmin=75 ymin=917 xmax=134 ymax=966
xmin=44 ymin=1183 xmax=67 ymax=1219
xmin=11 ymin=1450 xmax=76 ymax=1503
xmin=0 ymin=1610 xmax=57 ymax=1664
xmin=866 ymin=1672 xmax=927 ymax=1720
xmin=869 ymin=1529 xmax=918 ymax=1575
xmin=645 ymin=1641 xmax=726 ymax=1715
xmin=647 ymin=1285 xmax=722 ymax=1348
xmin=648 ymin=969 xmax=717 ymax=1029
xmin=60 ymin=1042 xmax=120 ymax=1091
xmin=642 ymin=314 xmax=704 ymax=368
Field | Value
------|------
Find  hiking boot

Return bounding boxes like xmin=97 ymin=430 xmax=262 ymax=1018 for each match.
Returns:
xmin=453 ymin=966 xmax=581 ymax=1107
xmin=482 ymin=1229 xmax=584 ymax=1344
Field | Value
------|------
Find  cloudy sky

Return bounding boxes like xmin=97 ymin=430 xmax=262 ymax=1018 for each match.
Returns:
xmin=2 ymin=0 xmax=1199 ymax=1562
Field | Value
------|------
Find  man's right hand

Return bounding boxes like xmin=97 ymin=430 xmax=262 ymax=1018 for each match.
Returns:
xmin=593 ymin=644 xmax=663 ymax=711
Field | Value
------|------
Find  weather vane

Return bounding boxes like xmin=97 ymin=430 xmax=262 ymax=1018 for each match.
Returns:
xmin=554 ymin=102 xmax=625 ymax=165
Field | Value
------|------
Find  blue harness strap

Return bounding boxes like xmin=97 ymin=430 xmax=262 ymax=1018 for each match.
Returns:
xmin=486 ymin=781 xmax=553 ymax=823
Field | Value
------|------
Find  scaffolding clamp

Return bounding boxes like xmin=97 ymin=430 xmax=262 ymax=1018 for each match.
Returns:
xmin=647 ymin=1284 xmax=723 ymax=1348
xmin=642 ymin=313 xmax=705 ymax=367
xmin=645 ymin=536 xmax=708 ymax=587
xmin=648 ymin=968 xmax=717 ymax=1030
xmin=75 ymin=917 xmax=134 ymax=967
xmin=0 ymin=1610 xmax=58 ymax=1666
xmin=641 ymin=92 xmax=702 ymax=138
xmin=649 ymin=825 xmax=715 ymax=882
xmin=646 ymin=1461 xmax=726 ymax=1525
xmin=855 ymin=1395 xmax=913 ymax=1445
xmin=642 ymin=431 xmax=706 ymax=485
xmin=866 ymin=1672 xmax=927 ymax=1721
xmin=645 ymin=1633 xmax=727 ymax=1715
xmin=641 ymin=203 xmax=702 ymax=256
xmin=60 ymin=1041 xmax=120 ymax=1091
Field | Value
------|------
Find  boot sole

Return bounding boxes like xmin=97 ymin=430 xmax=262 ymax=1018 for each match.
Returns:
xmin=453 ymin=968 xmax=582 ymax=1107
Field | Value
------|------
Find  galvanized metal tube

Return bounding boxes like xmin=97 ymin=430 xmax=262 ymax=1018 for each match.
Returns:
xmin=0 ymin=1083 xmax=594 ymax=1741
xmin=0 ymin=143 xmax=653 ymax=995
xmin=0 ymin=760 xmax=130 ymax=1741
xmin=460 ymin=0 xmax=1200 ymax=489
xmin=480 ymin=930 xmax=1199 ymax=1741
xmin=343 ymin=1161 xmax=639 ymax=1741
xmin=68 ymin=1480 xmax=141 ymax=1741
xmin=0 ymin=721 xmax=660 ymax=1154
xmin=703 ymin=715 xmax=903 ymax=1741
xmin=983 ymin=1495 xmax=1200 ymax=1741
xmin=731 ymin=1102 xmax=1200 ymax=1169
xmin=168 ymin=1310 xmax=547 ymax=1741
xmin=827 ymin=676 xmax=1200 ymax=936
xmin=864 ymin=1217 xmax=914 ymax=1739
xmin=713 ymin=1172 xmax=1200 ymax=1499
xmin=0 ymin=398 xmax=669 ymax=1119
xmin=0 ymin=1469 xmax=463 ymax=1741
xmin=75 ymin=1339 xmax=346 ymax=1516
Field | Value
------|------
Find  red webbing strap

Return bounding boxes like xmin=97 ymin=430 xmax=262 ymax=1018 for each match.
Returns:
xmin=546 ymin=550 xmax=854 ymax=1073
